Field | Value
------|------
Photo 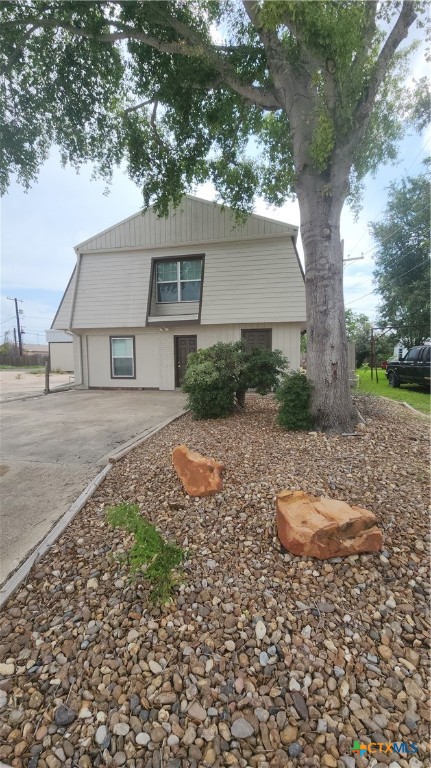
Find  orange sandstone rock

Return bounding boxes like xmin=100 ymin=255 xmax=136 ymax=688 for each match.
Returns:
xmin=276 ymin=490 xmax=383 ymax=559
xmin=172 ymin=445 xmax=224 ymax=497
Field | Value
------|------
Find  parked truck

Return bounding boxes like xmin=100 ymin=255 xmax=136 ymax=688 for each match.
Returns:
xmin=385 ymin=343 xmax=431 ymax=389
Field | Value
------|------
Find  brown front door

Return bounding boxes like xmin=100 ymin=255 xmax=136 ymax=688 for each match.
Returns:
xmin=241 ymin=329 xmax=272 ymax=350
xmin=175 ymin=335 xmax=197 ymax=387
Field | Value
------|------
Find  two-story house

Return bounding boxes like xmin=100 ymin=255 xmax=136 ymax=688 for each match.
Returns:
xmin=51 ymin=196 xmax=306 ymax=389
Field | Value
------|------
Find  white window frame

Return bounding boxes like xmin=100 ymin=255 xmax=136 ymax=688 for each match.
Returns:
xmin=110 ymin=336 xmax=135 ymax=379
xmin=156 ymin=258 xmax=202 ymax=304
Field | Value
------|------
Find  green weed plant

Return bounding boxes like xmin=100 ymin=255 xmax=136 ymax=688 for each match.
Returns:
xmin=106 ymin=503 xmax=186 ymax=604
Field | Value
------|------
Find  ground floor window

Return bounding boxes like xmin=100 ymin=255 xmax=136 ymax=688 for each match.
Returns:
xmin=241 ymin=328 xmax=272 ymax=350
xmin=110 ymin=336 xmax=135 ymax=378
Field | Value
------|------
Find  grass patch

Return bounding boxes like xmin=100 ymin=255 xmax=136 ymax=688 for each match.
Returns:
xmin=357 ymin=368 xmax=430 ymax=415
xmin=0 ymin=365 xmax=45 ymax=373
xmin=106 ymin=503 xmax=186 ymax=604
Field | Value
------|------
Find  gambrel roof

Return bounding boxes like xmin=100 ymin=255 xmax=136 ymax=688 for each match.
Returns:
xmin=74 ymin=195 xmax=297 ymax=254
xmin=52 ymin=195 xmax=304 ymax=331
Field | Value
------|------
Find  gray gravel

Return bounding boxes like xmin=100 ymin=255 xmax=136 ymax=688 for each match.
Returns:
xmin=0 ymin=394 xmax=429 ymax=768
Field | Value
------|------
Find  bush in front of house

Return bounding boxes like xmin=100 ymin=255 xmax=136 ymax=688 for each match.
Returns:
xmin=276 ymin=370 xmax=313 ymax=431
xmin=241 ymin=346 xmax=288 ymax=402
xmin=181 ymin=353 xmax=236 ymax=419
xmin=182 ymin=341 xmax=289 ymax=418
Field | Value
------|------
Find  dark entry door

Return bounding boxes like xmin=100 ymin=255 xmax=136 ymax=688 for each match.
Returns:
xmin=241 ymin=329 xmax=272 ymax=350
xmin=175 ymin=335 xmax=197 ymax=387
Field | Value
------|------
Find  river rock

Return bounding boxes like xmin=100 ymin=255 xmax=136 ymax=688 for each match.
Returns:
xmin=231 ymin=718 xmax=254 ymax=739
xmin=276 ymin=490 xmax=383 ymax=558
xmin=54 ymin=706 xmax=77 ymax=726
xmin=172 ymin=445 xmax=224 ymax=497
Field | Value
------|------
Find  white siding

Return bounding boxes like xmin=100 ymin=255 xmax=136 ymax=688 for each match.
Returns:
xmin=201 ymin=238 xmax=305 ymax=324
xmin=87 ymin=332 xmax=160 ymax=388
xmin=72 ymin=252 xmax=150 ymax=328
xmin=197 ymin=323 xmax=303 ymax=371
xmin=55 ymin=238 xmax=304 ymax=331
xmin=49 ymin=342 xmax=74 ymax=372
xmin=79 ymin=323 xmax=303 ymax=389
xmin=51 ymin=269 xmax=76 ymax=330
xmin=81 ymin=335 xmax=89 ymax=387
xmin=73 ymin=335 xmax=82 ymax=385
xmin=76 ymin=196 xmax=296 ymax=253
xmin=150 ymin=301 xmax=200 ymax=318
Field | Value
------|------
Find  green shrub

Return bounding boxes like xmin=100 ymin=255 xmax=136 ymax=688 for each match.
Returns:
xmin=182 ymin=341 xmax=288 ymax=418
xmin=244 ymin=347 xmax=288 ymax=395
xmin=181 ymin=354 xmax=236 ymax=418
xmin=276 ymin=371 xmax=313 ymax=431
xmin=106 ymin=503 xmax=186 ymax=604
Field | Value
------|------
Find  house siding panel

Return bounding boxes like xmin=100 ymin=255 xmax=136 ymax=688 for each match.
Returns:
xmin=78 ymin=322 xmax=302 ymax=390
xmin=200 ymin=238 xmax=305 ymax=324
xmin=51 ymin=270 xmax=76 ymax=329
xmin=76 ymin=196 xmax=295 ymax=253
xmin=87 ymin=331 xmax=160 ymax=388
xmin=62 ymin=236 xmax=303 ymax=331
xmin=72 ymin=252 xmax=150 ymax=328
xmin=49 ymin=342 xmax=74 ymax=372
xmin=73 ymin=335 xmax=82 ymax=384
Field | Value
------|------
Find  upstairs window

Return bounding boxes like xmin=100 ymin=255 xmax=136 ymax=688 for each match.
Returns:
xmin=156 ymin=258 xmax=202 ymax=303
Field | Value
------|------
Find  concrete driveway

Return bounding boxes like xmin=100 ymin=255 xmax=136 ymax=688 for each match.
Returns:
xmin=0 ymin=389 xmax=186 ymax=584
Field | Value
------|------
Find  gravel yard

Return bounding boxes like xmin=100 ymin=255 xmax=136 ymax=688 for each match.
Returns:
xmin=0 ymin=394 xmax=429 ymax=768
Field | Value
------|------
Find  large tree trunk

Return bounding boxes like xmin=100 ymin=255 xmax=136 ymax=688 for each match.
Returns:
xmin=297 ymin=168 xmax=358 ymax=433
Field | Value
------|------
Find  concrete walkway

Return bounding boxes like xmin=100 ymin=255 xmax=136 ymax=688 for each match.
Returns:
xmin=0 ymin=389 xmax=186 ymax=584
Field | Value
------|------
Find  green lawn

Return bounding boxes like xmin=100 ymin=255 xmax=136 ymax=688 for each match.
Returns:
xmin=356 ymin=367 xmax=430 ymax=415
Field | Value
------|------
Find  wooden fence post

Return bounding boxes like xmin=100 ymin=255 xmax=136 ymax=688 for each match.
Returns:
xmin=44 ymin=361 xmax=50 ymax=394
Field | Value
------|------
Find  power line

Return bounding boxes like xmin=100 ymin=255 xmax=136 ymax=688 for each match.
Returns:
xmin=344 ymin=234 xmax=430 ymax=295
xmin=347 ymin=137 xmax=431 ymax=256
xmin=357 ymin=202 xmax=429 ymax=260
xmin=0 ymin=316 xmax=16 ymax=325
xmin=346 ymin=200 xmax=429 ymax=261
xmin=345 ymin=256 xmax=430 ymax=306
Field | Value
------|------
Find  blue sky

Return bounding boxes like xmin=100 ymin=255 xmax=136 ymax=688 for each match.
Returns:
xmin=1 ymin=39 xmax=429 ymax=345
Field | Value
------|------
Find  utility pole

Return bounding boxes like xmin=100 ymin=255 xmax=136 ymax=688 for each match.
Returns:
xmin=7 ymin=297 xmax=23 ymax=356
xmin=343 ymin=253 xmax=365 ymax=266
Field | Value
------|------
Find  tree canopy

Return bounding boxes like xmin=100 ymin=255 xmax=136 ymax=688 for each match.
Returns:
xmin=1 ymin=1 xmax=425 ymax=211
xmin=1 ymin=0 xmax=427 ymax=432
xmin=371 ymin=171 xmax=430 ymax=346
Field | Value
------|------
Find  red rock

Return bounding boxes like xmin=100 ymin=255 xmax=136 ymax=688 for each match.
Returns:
xmin=276 ymin=490 xmax=383 ymax=559
xmin=172 ymin=445 xmax=224 ymax=497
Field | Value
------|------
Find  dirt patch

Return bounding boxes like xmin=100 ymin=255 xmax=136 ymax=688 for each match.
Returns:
xmin=0 ymin=369 xmax=73 ymax=401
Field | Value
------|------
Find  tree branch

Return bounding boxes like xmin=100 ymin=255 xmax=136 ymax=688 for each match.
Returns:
xmin=123 ymin=98 xmax=157 ymax=115
xmin=348 ymin=2 xmax=378 ymax=92
xmin=5 ymin=14 xmax=280 ymax=112
xmin=241 ymin=0 xmax=296 ymax=112
xmin=353 ymin=1 xmax=417 ymax=136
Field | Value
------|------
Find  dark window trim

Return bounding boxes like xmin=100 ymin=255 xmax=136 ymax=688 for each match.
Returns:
xmin=146 ymin=254 xmax=205 ymax=326
xmin=241 ymin=328 xmax=272 ymax=350
xmin=109 ymin=335 xmax=136 ymax=379
xmin=155 ymin=256 xmax=203 ymax=305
